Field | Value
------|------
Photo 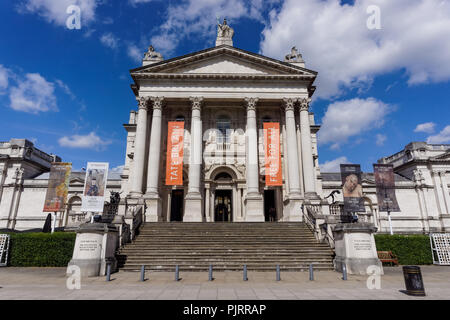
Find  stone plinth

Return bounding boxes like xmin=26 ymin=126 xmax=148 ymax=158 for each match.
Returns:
xmin=333 ymin=222 xmax=383 ymax=275
xmin=283 ymin=196 xmax=303 ymax=222
xmin=144 ymin=195 xmax=162 ymax=222
xmin=244 ymin=194 xmax=264 ymax=222
xmin=183 ymin=193 xmax=203 ymax=222
xmin=67 ymin=223 xmax=119 ymax=277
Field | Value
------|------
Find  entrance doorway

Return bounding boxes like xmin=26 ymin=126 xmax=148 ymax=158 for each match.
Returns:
xmin=170 ymin=190 xmax=184 ymax=221
xmin=214 ymin=190 xmax=232 ymax=222
xmin=264 ymin=189 xmax=277 ymax=222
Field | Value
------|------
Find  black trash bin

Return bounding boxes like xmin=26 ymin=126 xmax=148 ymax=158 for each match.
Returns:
xmin=402 ymin=266 xmax=426 ymax=296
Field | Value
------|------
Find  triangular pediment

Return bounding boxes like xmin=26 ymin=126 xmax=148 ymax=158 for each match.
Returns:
xmin=130 ymin=45 xmax=317 ymax=78
xmin=431 ymin=150 xmax=450 ymax=161
xmin=163 ymin=55 xmax=282 ymax=75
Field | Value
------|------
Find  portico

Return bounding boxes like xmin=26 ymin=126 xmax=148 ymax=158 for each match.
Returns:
xmin=121 ymin=21 xmax=322 ymax=223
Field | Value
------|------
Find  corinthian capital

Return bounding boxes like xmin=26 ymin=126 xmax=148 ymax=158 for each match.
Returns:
xmin=137 ymin=96 xmax=150 ymax=110
xmin=150 ymin=96 xmax=165 ymax=110
xmin=283 ymin=98 xmax=297 ymax=112
xmin=299 ymin=98 xmax=311 ymax=112
xmin=245 ymin=97 xmax=259 ymax=111
xmin=189 ymin=96 xmax=204 ymax=111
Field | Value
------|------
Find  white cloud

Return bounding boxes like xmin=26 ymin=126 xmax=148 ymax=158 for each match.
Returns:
xmin=0 ymin=65 xmax=10 ymax=93
xmin=55 ymin=79 xmax=76 ymax=100
xmin=320 ymin=156 xmax=349 ymax=172
xmin=9 ymin=73 xmax=58 ymax=113
xmin=110 ymin=165 xmax=124 ymax=173
xmin=260 ymin=0 xmax=450 ymax=99
xmin=17 ymin=0 xmax=101 ymax=27
xmin=427 ymin=126 xmax=450 ymax=144
xmin=414 ymin=122 xmax=436 ymax=134
xmin=128 ymin=0 xmax=154 ymax=6
xmin=127 ymin=44 xmax=143 ymax=63
xmin=375 ymin=134 xmax=387 ymax=146
xmin=318 ymin=98 xmax=392 ymax=149
xmin=146 ymin=0 xmax=277 ymax=56
xmin=58 ymin=132 xmax=112 ymax=150
xmin=100 ymin=32 xmax=119 ymax=49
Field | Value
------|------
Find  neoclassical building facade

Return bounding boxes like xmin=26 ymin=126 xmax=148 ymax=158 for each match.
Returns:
xmin=120 ymin=32 xmax=323 ymax=224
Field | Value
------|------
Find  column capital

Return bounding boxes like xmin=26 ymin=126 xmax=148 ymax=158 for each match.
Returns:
xmin=282 ymin=98 xmax=297 ymax=112
xmin=150 ymin=96 xmax=165 ymax=110
xmin=299 ymin=98 xmax=312 ymax=112
xmin=189 ymin=96 xmax=204 ymax=111
xmin=137 ymin=96 xmax=150 ymax=110
xmin=245 ymin=97 xmax=259 ymax=111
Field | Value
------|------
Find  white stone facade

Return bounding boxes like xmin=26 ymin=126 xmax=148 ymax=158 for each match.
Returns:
xmin=0 ymin=139 xmax=121 ymax=231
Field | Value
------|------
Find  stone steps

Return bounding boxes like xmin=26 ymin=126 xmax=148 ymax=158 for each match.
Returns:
xmin=117 ymin=222 xmax=335 ymax=272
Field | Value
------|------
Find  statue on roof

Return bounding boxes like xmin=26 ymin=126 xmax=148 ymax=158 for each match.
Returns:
xmin=284 ymin=46 xmax=304 ymax=63
xmin=143 ymin=45 xmax=163 ymax=61
xmin=216 ymin=18 xmax=234 ymax=46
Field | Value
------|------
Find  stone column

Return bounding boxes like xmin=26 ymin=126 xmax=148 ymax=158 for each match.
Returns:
xmin=184 ymin=97 xmax=204 ymax=222
xmin=244 ymin=98 xmax=264 ymax=222
xmin=129 ymin=97 xmax=149 ymax=197
xmin=205 ymin=186 xmax=210 ymax=222
xmin=439 ymin=171 xmax=450 ymax=214
xmin=144 ymin=97 xmax=164 ymax=222
xmin=281 ymin=99 xmax=302 ymax=221
xmin=432 ymin=169 xmax=446 ymax=216
xmin=299 ymin=98 xmax=317 ymax=198
xmin=284 ymin=98 xmax=301 ymax=196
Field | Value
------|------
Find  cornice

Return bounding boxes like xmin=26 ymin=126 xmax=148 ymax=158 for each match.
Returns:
xmin=131 ymin=73 xmax=315 ymax=81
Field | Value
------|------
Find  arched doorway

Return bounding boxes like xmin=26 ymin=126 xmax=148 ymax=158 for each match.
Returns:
xmin=214 ymin=172 xmax=233 ymax=222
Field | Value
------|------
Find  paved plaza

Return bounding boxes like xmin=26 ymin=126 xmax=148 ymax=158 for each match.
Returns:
xmin=0 ymin=266 xmax=449 ymax=300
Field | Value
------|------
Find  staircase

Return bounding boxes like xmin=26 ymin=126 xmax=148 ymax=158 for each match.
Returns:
xmin=117 ymin=222 xmax=335 ymax=271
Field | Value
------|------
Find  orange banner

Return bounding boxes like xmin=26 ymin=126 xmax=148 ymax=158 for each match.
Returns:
xmin=264 ymin=122 xmax=282 ymax=186
xmin=166 ymin=121 xmax=184 ymax=185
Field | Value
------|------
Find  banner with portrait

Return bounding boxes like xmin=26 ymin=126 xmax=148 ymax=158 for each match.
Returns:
xmin=43 ymin=162 xmax=72 ymax=212
xmin=340 ymin=164 xmax=365 ymax=213
xmin=373 ymin=164 xmax=400 ymax=212
xmin=166 ymin=121 xmax=184 ymax=185
xmin=264 ymin=122 xmax=282 ymax=186
xmin=81 ymin=162 xmax=109 ymax=212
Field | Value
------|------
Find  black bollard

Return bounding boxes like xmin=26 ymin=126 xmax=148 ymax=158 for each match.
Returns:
xmin=243 ymin=265 xmax=248 ymax=281
xmin=342 ymin=263 xmax=347 ymax=281
xmin=175 ymin=265 xmax=180 ymax=281
xmin=402 ymin=266 xmax=426 ymax=296
xmin=209 ymin=264 xmax=213 ymax=281
xmin=276 ymin=265 xmax=281 ymax=281
xmin=140 ymin=265 xmax=145 ymax=282
xmin=106 ymin=263 xmax=111 ymax=282
xmin=309 ymin=263 xmax=314 ymax=281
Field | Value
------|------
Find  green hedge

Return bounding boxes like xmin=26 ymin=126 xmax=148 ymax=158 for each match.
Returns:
xmin=6 ymin=232 xmax=76 ymax=267
xmin=375 ymin=234 xmax=433 ymax=265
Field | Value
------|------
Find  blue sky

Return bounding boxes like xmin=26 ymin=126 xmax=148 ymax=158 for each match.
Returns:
xmin=0 ymin=0 xmax=449 ymax=173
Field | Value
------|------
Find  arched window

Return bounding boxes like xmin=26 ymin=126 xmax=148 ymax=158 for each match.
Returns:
xmin=216 ymin=115 xmax=231 ymax=143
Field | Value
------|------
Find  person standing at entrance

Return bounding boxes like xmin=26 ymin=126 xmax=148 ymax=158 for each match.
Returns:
xmin=268 ymin=207 xmax=276 ymax=222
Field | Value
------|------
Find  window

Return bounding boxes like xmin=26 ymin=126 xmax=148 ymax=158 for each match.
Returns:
xmin=216 ymin=115 xmax=231 ymax=143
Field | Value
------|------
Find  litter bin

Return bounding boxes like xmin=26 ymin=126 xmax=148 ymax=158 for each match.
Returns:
xmin=402 ymin=266 xmax=426 ymax=296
